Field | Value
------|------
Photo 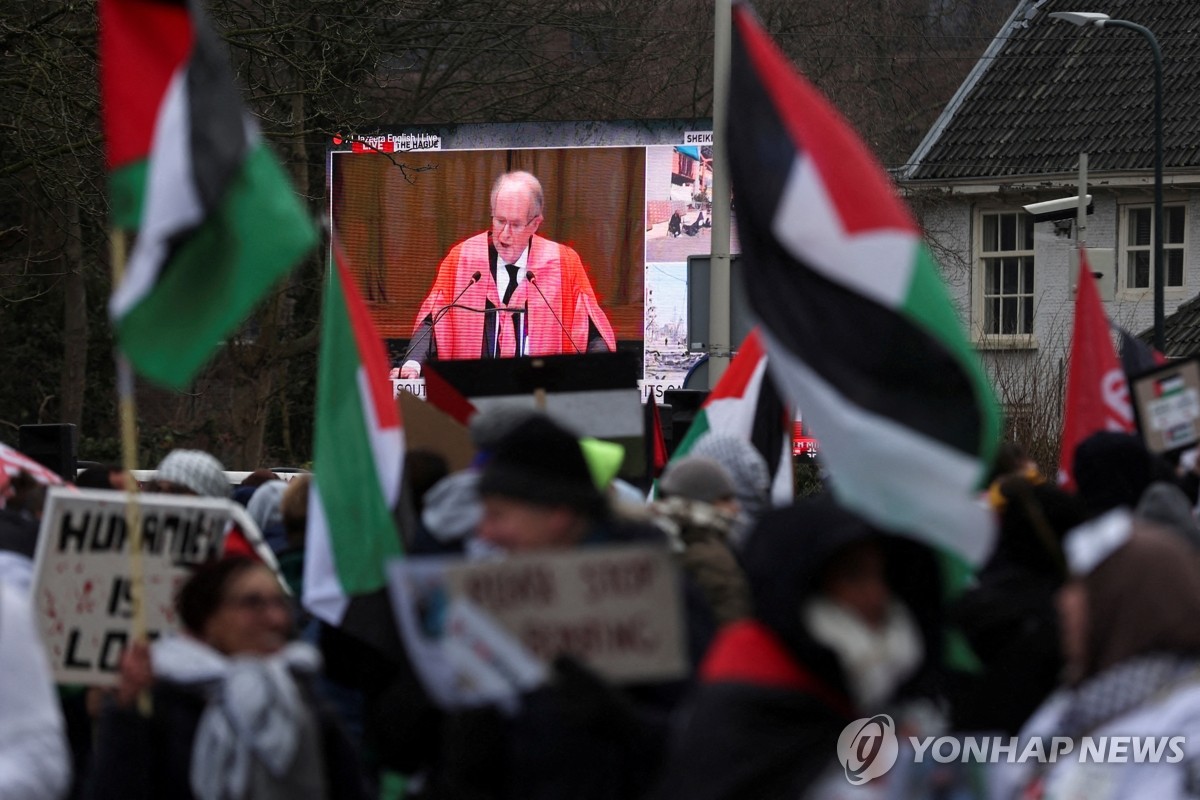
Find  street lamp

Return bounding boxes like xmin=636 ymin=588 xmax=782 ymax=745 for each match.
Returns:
xmin=1050 ymin=11 xmax=1165 ymax=351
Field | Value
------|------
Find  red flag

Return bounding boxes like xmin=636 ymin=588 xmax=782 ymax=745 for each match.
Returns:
xmin=644 ymin=397 xmax=669 ymax=479
xmin=422 ymin=363 xmax=477 ymax=427
xmin=1058 ymin=252 xmax=1136 ymax=489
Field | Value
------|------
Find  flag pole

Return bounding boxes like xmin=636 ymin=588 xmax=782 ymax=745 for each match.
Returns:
xmin=110 ymin=228 xmax=151 ymax=716
xmin=707 ymin=0 xmax=732 ymax=388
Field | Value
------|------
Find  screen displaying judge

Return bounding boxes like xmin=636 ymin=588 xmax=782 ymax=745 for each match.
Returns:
xmin=400 ymin=171 xmax=616 ymax=377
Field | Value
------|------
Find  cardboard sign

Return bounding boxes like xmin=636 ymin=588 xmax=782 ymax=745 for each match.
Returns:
xmin=1131 ymin=359 xmax=1200 ymax=455
xmin=396 ymin=389 xmax=475 ymax=473
xmin=387 ymin=543 xmax=686 ymax=709
xmin=445 ymin=545 xmax=686 ymax=682
xmin=31 ymin=488 xmax=238 ymax=686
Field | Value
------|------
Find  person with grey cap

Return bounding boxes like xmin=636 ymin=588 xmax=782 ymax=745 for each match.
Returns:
xmin=660 ymin=456 xmax=740 ymax=512
xmin=652 ymin=456 xmax=752 ymax=625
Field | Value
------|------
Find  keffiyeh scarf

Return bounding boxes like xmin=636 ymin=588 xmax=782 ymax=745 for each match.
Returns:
xmin=151 ymin=636 xmax=322 ymax=800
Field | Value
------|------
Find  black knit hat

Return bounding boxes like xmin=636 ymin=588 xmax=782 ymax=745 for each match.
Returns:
xmin=477 ymin=415 xmax=606 ymax=518
xmin=1073 ymin=431 xmax=1171 ymax=516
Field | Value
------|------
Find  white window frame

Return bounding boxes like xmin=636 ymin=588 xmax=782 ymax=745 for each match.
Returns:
xmin=1118 ymin=202 xmax=1188 ymax=298
xmin=973 ymin=208 xmax=1037 ymax=348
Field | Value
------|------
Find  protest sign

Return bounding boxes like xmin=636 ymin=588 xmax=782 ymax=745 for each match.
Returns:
xmin=1130 ymin=359 xmax=1200 ymax=455
xmin=387 ymin=543 xmax=687 ymax=710
xmin=31 ymin=488 xmax=242 ymax=686
xmin=396 ymin=389 xmax=474 ymax=472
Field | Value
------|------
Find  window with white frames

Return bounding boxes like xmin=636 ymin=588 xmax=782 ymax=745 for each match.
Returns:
xmin=1121 ymin=204 xmax=1186 ymax=291
xmin=976 ymin=210 xmax=1035 ymax=341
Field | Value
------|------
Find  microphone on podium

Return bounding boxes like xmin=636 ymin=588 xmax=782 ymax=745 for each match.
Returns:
xmin=402 ymin=271 xmax=483 ymax=366
xmin=525 ymin=271 xmax=582 ymax=354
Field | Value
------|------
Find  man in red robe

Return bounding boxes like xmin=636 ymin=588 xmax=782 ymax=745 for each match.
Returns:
xmin=400 ymin=171 xmax=616 ymax=377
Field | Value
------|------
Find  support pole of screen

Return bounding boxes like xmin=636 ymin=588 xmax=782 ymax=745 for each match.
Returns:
xmin=708 ymin=0 xmax=733 ymax=388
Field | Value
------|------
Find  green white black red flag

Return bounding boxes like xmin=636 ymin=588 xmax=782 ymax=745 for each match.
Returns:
xmin=101 ymin=0 xmax=316 ymax=389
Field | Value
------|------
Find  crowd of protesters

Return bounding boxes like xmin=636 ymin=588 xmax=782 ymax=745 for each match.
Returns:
xmin=4 ymin=413 xmax=1200 ymax=799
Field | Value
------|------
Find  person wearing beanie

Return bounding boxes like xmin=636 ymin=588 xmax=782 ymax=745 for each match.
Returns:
xmin=659 ymin=456 xmax=738 ymax=510
xmin=475 ymin=415 xmax=609 ymax=551
xmin=468 ymin=404 xmax=541 ymax=458
xmin=653 ymin=456 xmax=752 ymax=626
xmin=1071 ymin=431 xmax=1176 ymax=517
xmin=1137 ymin=481 xmax=1200 ymax=550
xmin=153 ymin=449 xmax=229 ymax=499
xmin=375 ymin=414 xmax=716 ymax=800
xmin=655 ymin=497 xmax=945 ymax=800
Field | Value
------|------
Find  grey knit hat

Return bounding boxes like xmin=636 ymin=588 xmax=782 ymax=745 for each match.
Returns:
xmin=659 ymin=456 xmax=737 ymax=504
xmin=689 ymin=434 xmax=771 ymax=520
xmin=155 ymin=449 xmax=229 ymax=498
xmin=1136 ymin=481 xmax=1200 ymax=551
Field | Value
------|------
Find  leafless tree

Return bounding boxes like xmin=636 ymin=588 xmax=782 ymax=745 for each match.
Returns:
xmin=0 ymin=0 xmax=1017 ymax=467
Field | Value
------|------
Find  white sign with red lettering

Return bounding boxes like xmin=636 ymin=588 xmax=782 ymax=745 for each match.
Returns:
xmin=31 ymin=488 xmax=235 ymax=686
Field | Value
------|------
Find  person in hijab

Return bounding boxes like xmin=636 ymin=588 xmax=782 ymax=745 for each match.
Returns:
xmin=995 ymin=514 xmax=1200 ymax=799
xmin=86 ymin=558 xmax=368 ymax=800
xmin=654 ymin=496 xmax=943 ymax=799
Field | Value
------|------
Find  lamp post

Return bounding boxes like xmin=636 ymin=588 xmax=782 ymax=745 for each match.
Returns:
xmin=1050 ymin=11 xmax=1165 ymax=351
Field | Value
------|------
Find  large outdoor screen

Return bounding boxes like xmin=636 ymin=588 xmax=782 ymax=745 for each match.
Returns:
xmin=327 ymin=122 xmax=740 ymax=399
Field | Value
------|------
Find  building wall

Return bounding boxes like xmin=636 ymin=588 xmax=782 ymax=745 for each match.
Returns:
xmin=920 ymin=188 xmax=1200 ymax=365
xmin=915 ymin=188 xmax=1200 ymax=450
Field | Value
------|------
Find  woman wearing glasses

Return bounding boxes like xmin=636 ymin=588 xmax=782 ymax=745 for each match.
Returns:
xmin=86 ymin=558 xmax=368 ymax=800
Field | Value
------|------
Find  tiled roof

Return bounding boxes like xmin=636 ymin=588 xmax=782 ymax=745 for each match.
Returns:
xmin=1144 ymin=293 xmax=1200 ymax=357
xmin=906 ymin=0 xmax=1200 ymax=182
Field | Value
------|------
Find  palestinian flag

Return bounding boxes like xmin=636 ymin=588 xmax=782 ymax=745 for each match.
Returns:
xmin=727 ymin=5 xmax=1001 ymax=565
xmin=102 ymin=0 xmax=316 ymax=389
xmin=670 ymin=329 xmax=793 ymax=505
xmin=303 ymin=240 xmax=406 ymax=655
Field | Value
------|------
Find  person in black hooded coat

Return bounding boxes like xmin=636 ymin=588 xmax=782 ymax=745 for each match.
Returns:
xmin=653 ymin=496 xmax=946 ymax=800
xmin=950 ymin=478 xmax=1086 ymax=734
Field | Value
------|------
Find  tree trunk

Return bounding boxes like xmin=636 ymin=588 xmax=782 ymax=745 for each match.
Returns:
xmin=59 ymin=201 xmax=87 ymax=429
xmin=230 ymin=358 xmax=273 ymax=468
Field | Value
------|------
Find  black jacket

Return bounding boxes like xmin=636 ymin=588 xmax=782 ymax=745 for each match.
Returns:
xmin=371 ymin=516 xmax=711 ymax=800
xmin=654 ymin=497 xmax=946 ymax=800
xmin=86 ymin=675 xmax=369 ymax=800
